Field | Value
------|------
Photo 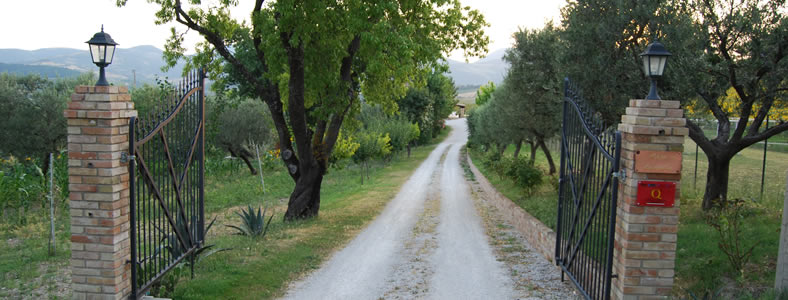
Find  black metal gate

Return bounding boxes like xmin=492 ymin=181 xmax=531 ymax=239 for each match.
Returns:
xmin=128 ymin=69 xmax=206 ymax=299
xmin=555 ymin=78 xmax=621 ymax=300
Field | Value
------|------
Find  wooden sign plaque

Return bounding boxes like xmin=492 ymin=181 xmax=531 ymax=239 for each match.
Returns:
xmin=634 ymin=150 xmax=682 ymax=174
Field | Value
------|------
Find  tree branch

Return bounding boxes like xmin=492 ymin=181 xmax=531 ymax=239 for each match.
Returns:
xmin=171 ymin=0 xmax=300 ymax=180
xmin=252 ymin=0 xmax=269 ymax=73
xmin=323 ymin=36 xmax=362 ymax=162
xmin=740 ymin=121 xmax=788 ymax=148
xmin=687 ymin=119 xmax=716 ymax=156
xmin=172 ymin=0 xmax=259 ymax=92
xmin=696 ymin=89 xmax=731 ymax=142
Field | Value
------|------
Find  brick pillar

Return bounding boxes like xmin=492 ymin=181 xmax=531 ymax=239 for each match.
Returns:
xmin=612 ymin=99 xmax=686 ymax=300
xmin=65 ymin=86 xmax=136 ymax=300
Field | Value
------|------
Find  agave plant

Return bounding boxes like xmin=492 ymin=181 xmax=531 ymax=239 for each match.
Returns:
xmin=227 ymin=204 xmax=274 ymax=238
xmin=683 ymin=287 xmax=724 ymax=300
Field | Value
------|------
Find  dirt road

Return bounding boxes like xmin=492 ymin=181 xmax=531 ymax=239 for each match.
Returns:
xmin=283 ymin=119 xmax=574 ymax=299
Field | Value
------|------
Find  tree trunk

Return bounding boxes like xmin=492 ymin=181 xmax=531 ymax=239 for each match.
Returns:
xmin=238 ymin=153 xmax=258 ymax=175
xmin=513 ymin=140 xmax=523 ymax=158
xmin=703 ymin=155 xmax=731 ymax=210
xmin=538 ymin=139 xmax=556 ymax=175
xmin=41 ymin=153 xmax=51 ymax=178
xmin=498 ymin=143 xmax=506 ymax=156
xmin=228 ymin=148 xmax=257 ymax=175
xmin=407 ymin=143 xmax=412 ymax=158
xmin=528 ymin=140 xmax=537 ymax=165
xmin=284 ymin=163 xmax=323 ymax=220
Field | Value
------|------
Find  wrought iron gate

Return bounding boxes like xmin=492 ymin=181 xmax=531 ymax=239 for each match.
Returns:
xmin=128 ymin=69 xmax=206 ymax=299
xmin=555 ymin=78 xmax=621 ymax=300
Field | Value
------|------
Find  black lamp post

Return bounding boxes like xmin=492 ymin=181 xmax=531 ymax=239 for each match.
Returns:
xmin=640 ymin=41 xmax=671 ymax=100
xmin=86 ymin=25 xmax=118 ymax=86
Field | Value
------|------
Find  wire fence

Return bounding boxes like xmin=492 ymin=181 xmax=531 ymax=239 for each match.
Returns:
xmin=686 ymin=118 xmax=787 ymax=200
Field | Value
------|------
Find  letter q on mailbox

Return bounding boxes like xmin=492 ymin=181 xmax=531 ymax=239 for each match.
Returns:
xmin=636 ymin=181 xmax=676 ymax=207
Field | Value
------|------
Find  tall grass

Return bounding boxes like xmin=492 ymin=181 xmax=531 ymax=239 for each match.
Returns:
xmin=0 ymin=152 xmax=68 ymax=225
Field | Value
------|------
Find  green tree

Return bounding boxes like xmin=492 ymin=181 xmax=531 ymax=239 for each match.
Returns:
xmin=398 ymin=69 xmax=458 ymax=144
xmin=352 ymin=131 xmax=392 ymax=184
xmin=475 ymin=81 xmax=495 ymax=106
xmin=467 ymin=92 xmax=509 ymax=154
xmin=501 ymin=24 xmax=563 ymax=174
xmin=0 ymin=73 xmax=94 ymax=174
xmin=120 ymin=0 xmax=489 ymax=219
xmin=130 ymin=79 xmax=177 ymax=118
xmin=213 ymin=99 xmax=276 ymax=175
xmin=559 ymin=0 xmax=788 ymax=210
xmin=559 ymin=0 xmax=673 ymax=123
xmin=425 ymin=69 xmax=459 ymax=138
xmin=673 ymin=0 xmax=788 ymax=210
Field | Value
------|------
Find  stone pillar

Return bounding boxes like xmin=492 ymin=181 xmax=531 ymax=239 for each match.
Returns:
xmin=65 ymin=85 xmax=136 ymax=300
xmin=612 ymin=99 xmax=686 ymax=300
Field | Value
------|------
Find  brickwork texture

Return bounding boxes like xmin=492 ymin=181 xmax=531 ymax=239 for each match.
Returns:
xmin=612 ymin=99 xmax=685 ymax=300
xmin=65 ymin=86 xmax=136 ymax=300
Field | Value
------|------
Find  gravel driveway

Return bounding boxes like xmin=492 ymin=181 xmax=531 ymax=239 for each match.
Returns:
xmin=282 ymin=119 xmax=576 ymax=300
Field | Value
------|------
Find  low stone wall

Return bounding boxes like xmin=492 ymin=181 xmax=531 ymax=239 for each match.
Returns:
xmin=465 ymin=153 xmax=556 ymax=262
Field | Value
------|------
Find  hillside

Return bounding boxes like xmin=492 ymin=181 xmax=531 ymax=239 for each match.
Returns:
xmin=0 ymin=46 xmax=186 ymax=86
xmin=0 ymin=46 xmax=510 ymax=88
xmin=0 ymin=63 xmax=81 ymax=78
xmin=446 ymin=48 xmax=509 ymax=86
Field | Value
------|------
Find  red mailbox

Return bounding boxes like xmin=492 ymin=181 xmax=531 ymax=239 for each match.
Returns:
xmin=636 ymin=181 xmax=676 ymax=207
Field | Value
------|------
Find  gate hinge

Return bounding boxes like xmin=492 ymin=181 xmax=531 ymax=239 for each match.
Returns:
xmin=121 ymin=152 xmax=136 ymax=164
xmin=611 ymin=274 xmax=618 ymax=279
xmin=612 ymin=169 xmax=626 ymax=181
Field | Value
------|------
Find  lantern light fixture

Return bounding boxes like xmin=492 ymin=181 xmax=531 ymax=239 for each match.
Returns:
xmin=639 ymin=41 xmax=671 ymax=100
xmin=86 ymin=25 xmax=118 ymax=86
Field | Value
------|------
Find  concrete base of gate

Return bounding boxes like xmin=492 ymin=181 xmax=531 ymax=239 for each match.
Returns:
xmin=142 ymin=296 xmax=171 ymax=300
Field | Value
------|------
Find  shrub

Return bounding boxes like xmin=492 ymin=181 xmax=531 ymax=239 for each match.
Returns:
xmin=704 ymin=198 xmax=762 ymax=274
xmin=482 ymin=149 xmax=502 ymax=169
xmin=505 ymin=156 xmax=543 ymax=193
xmin=329 ymin=131 xmax=360 ymax=170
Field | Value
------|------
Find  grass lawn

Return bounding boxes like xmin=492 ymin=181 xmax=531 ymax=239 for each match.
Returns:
xmin=468 ymin=137 xmax=788 ymax=298
xmin=0 ymin=210 xmax=72 ymax=298
xmin=677 ymin=137 xmax=788 ymax=298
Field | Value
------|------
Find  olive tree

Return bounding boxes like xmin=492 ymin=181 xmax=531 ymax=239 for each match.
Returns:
xmin=0 ymin=73 xmax=94 ymax=174
xmin=119 ymin=0 xmax=489 ymax=219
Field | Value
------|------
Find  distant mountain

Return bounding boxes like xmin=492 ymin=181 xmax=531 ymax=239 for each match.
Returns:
xmin=446 ymin=48 xmax=509 ymax=86
xmin=0 ymin=45 xmax=509 ymax=88
xmin=0 ymin=46 xmax=186 ymax=86
xmin=0 ymin=63 xmax=81 ymax=78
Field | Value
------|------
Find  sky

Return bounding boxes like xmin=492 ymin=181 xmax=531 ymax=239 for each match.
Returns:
xmin=0 ymin=0 xmax=564 ymax=62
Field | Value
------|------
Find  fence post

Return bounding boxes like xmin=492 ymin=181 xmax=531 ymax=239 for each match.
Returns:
xmin=612 ymin=99 xmax=686 ymax=299
xmin=65 ymin=85 xmax=136 ymax=300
